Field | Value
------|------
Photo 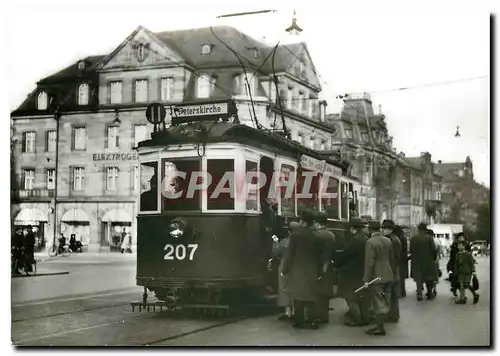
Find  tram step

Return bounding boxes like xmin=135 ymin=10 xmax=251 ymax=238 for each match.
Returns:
xmin=131 ymin=301 xmax=167 ymax=312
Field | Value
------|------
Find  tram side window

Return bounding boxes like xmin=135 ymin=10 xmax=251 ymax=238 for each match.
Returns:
xmin=162 ymin=159 xmax=201 ymax=211
xmin=321 ymin=175 xmax=339 ymax=219
xmin=279 ymin=164 xmax=295 ymax=217
xmin=340 ymin=182 xmax=349 ymax=220
xmin=207 ymin=159 xmax=235 ymax=210
xmin=297 ymin=168 xmax=320 ymax=214
xmin=246 ymin=161 xmax=258 ymax=211
xmin=139 ymin=161 xmax=158 ymax=212
xmin=348 ymin=183 xmax=359 ymax=218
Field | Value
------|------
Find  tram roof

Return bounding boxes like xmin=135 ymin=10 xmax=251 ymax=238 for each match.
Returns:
xmin=138 ymin=121 xmax=349 ymax=173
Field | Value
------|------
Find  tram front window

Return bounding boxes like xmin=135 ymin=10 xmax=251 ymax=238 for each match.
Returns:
xmin=139 ymin=161 xmax=158 ymax=212
xmin=207 ymin=159 xmax=235 ymax=210
xmin=161 ymin=158 xmax=201 ymax=211
xmin=321 ymin=175 xmax=339 ymax=219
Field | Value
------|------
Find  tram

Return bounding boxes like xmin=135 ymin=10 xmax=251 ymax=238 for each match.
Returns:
xmin=135 ymin=100 xmax=360 ymax=310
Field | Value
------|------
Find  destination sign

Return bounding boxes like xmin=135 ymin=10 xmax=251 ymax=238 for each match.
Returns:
xmin=93 ymin=153 xmax=138 ymax=161
xmin=300 ymin=155 xmax=343 ymax=175
xmin=173 ymin=103 xmax=228 ymax=118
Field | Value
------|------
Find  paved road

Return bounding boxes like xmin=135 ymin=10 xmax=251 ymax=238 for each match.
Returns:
xmin=11 ymin=255 xmax=490 ymax=346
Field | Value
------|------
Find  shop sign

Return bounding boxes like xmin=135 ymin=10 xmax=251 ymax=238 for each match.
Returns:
xmin=93 ymin=153 xmax=138 ymax=161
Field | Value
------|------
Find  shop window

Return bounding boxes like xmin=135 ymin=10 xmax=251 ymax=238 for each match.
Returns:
xmin=297 ymin=168 xmax=320 ymax=213
xmin=279 ymin=164 xmax=296 ymax=217
xmin=139 ymin=161 xmax=158 ymax=211
xmin=321 ymin=175 xmax=339 ymax=219
xmin=207 ymin=159 xmax=234 ymax=210
xmin=162 ymin=158 xmax=201 ymax=211
xmin=246 ymin=161 xmax=259 ymax=211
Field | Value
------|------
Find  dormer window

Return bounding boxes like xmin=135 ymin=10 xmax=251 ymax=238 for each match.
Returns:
xmin=37 ymin=91 xmax=48 ymax=110
xmin=78 ymin=61 xmax=85 ymax=70
xmin=201 ymin=44 xmax=212 ymax=55
xmin=78 ymin=83 xmax=89 ymax=106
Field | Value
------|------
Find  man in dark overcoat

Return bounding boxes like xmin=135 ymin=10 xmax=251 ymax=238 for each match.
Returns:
xmin=24 ymin=225 xmax=36 ymax=272
xmin=410 ymin=223 xmax=438 ymax=301
xmin=363 ymin=225 xmax=394 ymax=336
xmin=312 ymin=211 xmax=337 ymax=324
xmin=382 ymin=220 xmax=402 ymax=323
xmin=336 ymin=217 xmax=370 ymax=326
xmin=282 ymin=209 xmax=320 ymax=329
xmin=394 ymin=225 xmax=409 ymax=297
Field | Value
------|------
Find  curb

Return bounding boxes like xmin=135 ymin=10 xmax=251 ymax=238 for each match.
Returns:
xmin=12 ymin=271 xmax=70 ymax=279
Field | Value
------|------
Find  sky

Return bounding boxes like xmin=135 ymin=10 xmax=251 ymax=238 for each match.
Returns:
xmin=1 ymin=0 xmax=492 ymax=186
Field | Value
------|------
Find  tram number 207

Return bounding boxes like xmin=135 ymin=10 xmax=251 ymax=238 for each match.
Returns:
xmin=164 ymin=244 xmax=198 ymax=261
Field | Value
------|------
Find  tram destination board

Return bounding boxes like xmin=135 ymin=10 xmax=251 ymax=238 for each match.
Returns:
xmin=170 ymin=100 xmax=237 ymax=125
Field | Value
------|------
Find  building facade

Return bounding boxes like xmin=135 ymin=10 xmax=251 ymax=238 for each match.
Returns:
xmin=11 ymin=25 xmax=334 ymax=252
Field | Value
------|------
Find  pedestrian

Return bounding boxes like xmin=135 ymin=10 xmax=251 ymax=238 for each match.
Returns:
xmin=410 ymin=223 xmax=438 ymax=301
xmin=336 ymin=217 xmax=370 ymax=327
xmin=454 ymin=241 xmax=480 ymax=304
xmin=394 ymin=225 xmax=409 ymax=297
xmin=282 ymin=209 xmax=320 ymax=330
xmin=121 ymin=228 xmax=132 ymax=253
xmin=272 ymin=228 xmax=293 ymax=321
xmin=24 ymin=225 xmax=36 ymax=272
xmin=427 ymin=229 xmax=441 ymax=296
xmin=447 ymin=233 xmax=471 ymax=297
xmin=312 ymin=211 xmax=337 ymax=324
xmin=381 ymin=220 xmax=402 ymax=323
xmin=362 ymin=222 xmax=394 ymax=336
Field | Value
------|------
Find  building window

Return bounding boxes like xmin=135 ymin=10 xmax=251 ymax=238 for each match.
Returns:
xmin=360 ymin=131 xmax=369 ymax=142
xmin=309 ymin=137 xmax=315 ymax=149
xmin=37 ymin=92 xmax=48 ymax=110
xmin=23 ymin=132 xmax=36 ymax=153
xmin=78 ymin=61 xmax=85 ymax=70
xmin=73 ymin=167 xmax=85 ymax=191
xmin=110 ymin=81 xmax=123 ymax=104
xmin=46 ymin=130 xmax=56 ymax=152
xmin=201 ymin=44 xmax=212 ymax=55
xmin=160 ymin=77 xmax=174 ymax=101
xmin=107 ymin=126 xmax=120 ymax=149
xmin=78 ymin=83 xmax=89 ymax=106
xmin=458 ymin=170 xmax=464 ymax=177
xmin=46 ymin=169 xmax=55 ymax=189
xmin=364 ymin=159 xmax=372 ymax=183
xmin=344 ymin=128 xmax=353 ymax=139
xmin=320 ymin=140 xmax=326 ymax=150
xmin=269 ymin=81 xmax=277 ymax=103
xmin=106 ymin=167 xmax=119 ymax=191
xmin=197 ymin=75 xmax=215 ymax=99
xmin=298 ymin=133 xmax=305 ymax=145
xmin=299 ymin=92 xmax=305 ymax=112
xmin=137 ymin=44 xmax=146 ymax=61
xmin=135 ymin=79 xmax=148 ymax=103
xmin=23 ymin=169 xmax=35 ymax=189
xmin=134 ymin=124 xmax=147 ymax=147
xmin=287 ymin=87 xmax=293 ymax=109
xmin=73 ymin=127 xmax=86 ymax=150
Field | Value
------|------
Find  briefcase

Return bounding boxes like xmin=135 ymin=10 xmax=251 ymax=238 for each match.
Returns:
xmin=472 ymin=274 xmax=479 ymax=291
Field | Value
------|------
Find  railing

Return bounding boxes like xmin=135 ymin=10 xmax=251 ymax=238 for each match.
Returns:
xmin=19 ymin=189 xmax=55 ymax=198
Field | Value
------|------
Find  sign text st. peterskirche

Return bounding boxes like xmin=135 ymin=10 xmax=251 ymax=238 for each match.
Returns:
xmin=173 ymin=103 xmax=228 ymax=118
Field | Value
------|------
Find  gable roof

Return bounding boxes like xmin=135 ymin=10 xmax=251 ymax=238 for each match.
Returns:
xmin=38 ymin=55 xmax=105 ymax=84
xmin=435 ymin=162 xmax=465 ymax=180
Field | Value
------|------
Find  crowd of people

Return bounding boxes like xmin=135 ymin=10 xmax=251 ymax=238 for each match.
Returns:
xmin=11 ymin=225 xmax=36 ymax=275
xmin=269 ymin=209 xmax=481 ymax=335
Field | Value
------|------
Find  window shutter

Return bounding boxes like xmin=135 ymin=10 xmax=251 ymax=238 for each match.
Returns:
xmin=70 ymin=167 xmax=74 ymax=191
xmin=170 ymin=78 xmax=176 ymax=99
xmin=45 ymin=131 xmax=48 ymax=152
xmin=71 ymin=127 xmax=75 ymax=150
xmin=104 ymin=126 xmax=108 ymax=148
xmin=21 ymin=132 xmax=26 ymax=152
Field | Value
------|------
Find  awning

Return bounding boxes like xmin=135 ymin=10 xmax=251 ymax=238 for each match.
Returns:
xmin=61 ymin=208 xmax=89 ymax=223
xmin=101 ymin=209 xmax=132 ymax=223
xmin=14 ymin=208 xmax=47 ymax=223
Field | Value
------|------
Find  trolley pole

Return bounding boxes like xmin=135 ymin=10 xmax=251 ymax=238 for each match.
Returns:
xmin=52 ymin=107 xmax=61 ymax=249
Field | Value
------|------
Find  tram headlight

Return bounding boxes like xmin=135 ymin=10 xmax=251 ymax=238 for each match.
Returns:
xmin=168 ymin=221 xmax=184 ymax=239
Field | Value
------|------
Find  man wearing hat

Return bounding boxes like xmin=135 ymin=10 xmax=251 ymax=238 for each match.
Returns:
xmin=368 ymin=220 xmax=381 ymax=237
xmin=362 ymin=220 xmax=394 ymax=335
xmin=24 ymin=225 xmax=36 ymax=272
xmin=381 ymin=220 xmax=402 ymax=323
xmin=337 ymin=217 xmax=371 ymax=326
xmin=410 ymin=223 xmax=438 ymax=301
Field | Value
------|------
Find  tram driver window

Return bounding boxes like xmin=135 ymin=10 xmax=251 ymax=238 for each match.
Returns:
xmin=246 ymin=161 xmax=258 ymax=211
xmin=207 ymin=159 xmax=235 ymax=210
xmin=162 ymin=159 xmax=201 ymax=211
xmin=340 ymin=182 xmax=349 ymax=220
xmin=321 ymin=175 xmax=339 ymax=220
xmin=297 ymin=169 xmax=320 ymax=213
xmin=139 ymin=161 xmax=158 ymax=212
xmin=279 ymin=164 xmax=295 ymax=217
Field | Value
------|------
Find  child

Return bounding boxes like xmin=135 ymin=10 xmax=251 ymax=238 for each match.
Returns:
xmin=454 ymin=241 xmax=479 ymax=304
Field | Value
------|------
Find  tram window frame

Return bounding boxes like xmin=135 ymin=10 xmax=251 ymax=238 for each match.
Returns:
xmin=320 ymin=174 xmax=340 ymax=220
xmin=139 ymin=160 xmax=159 ymax=213
xmin=161 ymin=157 xmax=202 ymax=212
xmin=245 ymin=160 xmax=259 ymax=212
xmin=278 ymin=163 xmax=296 ymax=217
xmin=340 ymin=181 xmax=349 ymax=220
xmin=206 ymin=158 xmax=235 ymax=211
xmin=296 ymin=168 xmax=320 ymax=214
